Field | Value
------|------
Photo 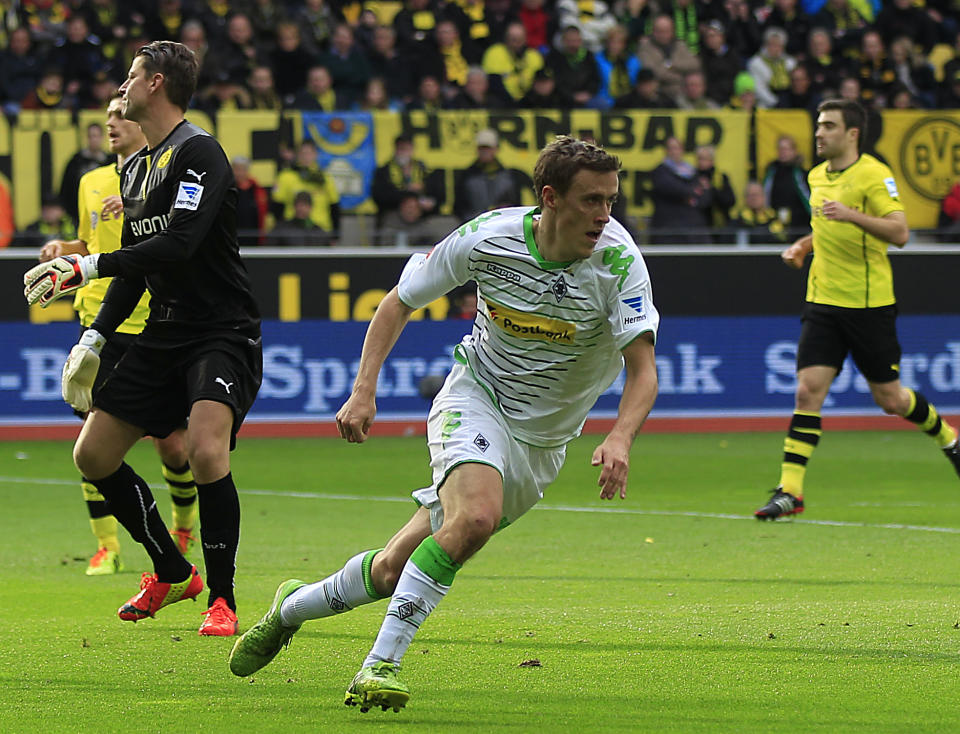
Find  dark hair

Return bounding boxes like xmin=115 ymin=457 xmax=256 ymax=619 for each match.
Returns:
xmin=533 ymin=136 xmax=620 ymax=207
xmin=817 ymin=98 xmax=866 ymax=152
xmin=135 ymin=40 xmax=199 ymax=111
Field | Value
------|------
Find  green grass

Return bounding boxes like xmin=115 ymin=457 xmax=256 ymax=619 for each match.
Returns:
xmin=2 ymin=431 xmax=960 ymax=733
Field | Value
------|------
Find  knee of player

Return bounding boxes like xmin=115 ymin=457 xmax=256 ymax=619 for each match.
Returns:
xmin=451 ymin=509 xmax=499 ymax=547
xmin=874 ymin=393 xmax=904 ymax=415
xmin=186 ymin=440 xmax=226 ymax=477
xmin=73 ymin=439 xmax=102 ymax=478
xmin=372 ymin=553 xmax=403 ymax=596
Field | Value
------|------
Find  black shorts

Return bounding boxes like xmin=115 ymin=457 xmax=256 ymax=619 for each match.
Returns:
xmin=796 ymin=302 xmax=901 ymax=383
xmin=73 ymin=328 xmax=137 ymax=419
xmin=94 ymin=332 xmax=263 ymax=449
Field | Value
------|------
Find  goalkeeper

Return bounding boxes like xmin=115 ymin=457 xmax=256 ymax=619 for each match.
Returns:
xmin=23 ymin=42 xmax=262 ymax=637
xmin=39 ymin=96 xmax=198 ymax=576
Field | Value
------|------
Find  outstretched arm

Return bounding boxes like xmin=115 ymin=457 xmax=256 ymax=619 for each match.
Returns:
xmin=593 ymin=333 xmax=658 ymax=500
xmin=336 ymin=287 xmax=415 ymax=443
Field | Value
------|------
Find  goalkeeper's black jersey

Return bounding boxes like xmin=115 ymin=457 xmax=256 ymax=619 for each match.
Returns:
xmin=95 ymin=120 xmax=260 ymax=342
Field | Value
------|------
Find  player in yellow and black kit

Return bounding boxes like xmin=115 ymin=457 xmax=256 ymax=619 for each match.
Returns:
xmin=755 ymin=98 xmax=960 ymax=520
xmin=38 ymin=97 xmax=199 ymax=569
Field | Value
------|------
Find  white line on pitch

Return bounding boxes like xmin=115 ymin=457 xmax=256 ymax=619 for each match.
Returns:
xmin=4 ymin=475 xmax=960 ymax=535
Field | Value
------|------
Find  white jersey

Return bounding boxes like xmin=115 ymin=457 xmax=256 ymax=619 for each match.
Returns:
xmin=398 ymin=206 xmax=659 ymax=447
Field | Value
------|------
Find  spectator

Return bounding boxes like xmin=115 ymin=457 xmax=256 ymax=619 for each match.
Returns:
xmin=851 ymin=30 xmax=896 ymax=108
xmin=594 ymin=24 xmax=640 ymax=109
xmin=406 ymin=74 xmax=447 ymax=111
xmin=23 ymin=194 xmax=77 ymax=246
xmin=729 ymin=70 xmax=758 ymax=111
xmin=271 ymin=191 xmax=327 ymax=246
xmin=722 ymin=0 xmax=762 ymax=59
xmin=700 ymin=19 xmax=743 ymax=106
xmin=939 ymin=180 xmax=960 ymax=240
xmin=21 ymin=0 xmax=70 ymax=45
xmin=777 ymin=64 xmax=821 ymax=112
xmin=450 ymin=66 xmax=510 ymax=109
xmin=518 ymin=0 xmax=555 ymax=53
xmin=747 ymin=27 xmax=796 ymax=108
xmin=811 ymin=0 xmax=869 ymax=56
xmin=875 ymin=0 xmax=937 ymax=55
xmin=678 ymin=70 xmax=720 ymax=109
xmin=418 ymin=19 xmax=480 ymax=98
xmin=195 ymin=72 xmax=251 ymax=115
xmin=650 ymin=137 xmax=710 ymax=244
xmin=485 ymin=0 xmax=520 ymax=51
xmin=544 ymin=25 xmax=602 ymax=107
xmin=48 ymin=15 xmax=106 ymax=105
xmin=693 ymin=145 xmax=736 ymax=234
xmin=889 ymin=35 xmax=936 ymax=108
xmin=233 ymin=156 xmax=269 ymax=246
xmin=482 ymin=22 xmax=544 ymax=103
xmin=637 ymin=14 xmax=701 ymax=103
xmin=802 ymin=27 xmax=844 ymax=97
xmin=762 ymin=134 xmax=810 ymax=238
xmin=85 ymin=68 xmax=119 ymax=110
xmin=270 ymin=21 xmax=317 ymax=104
xmin=372 ymin=134 xmax=445 ymax=227
xmin=60 ymin=122 xmax=109 ymax=226
xmin=295 ymin=0 xmax=336 ymax=55
xmin=246 ymin=65 xmax=283 ymax=110
xmin=318 ymin=23 xmax=372 ymax=107
xmin=355 ymin=77 xmax=403 ymax=112
xmin=730 ymin=180 xmax=787 ymax=245
xmin=193 ymin=0 xmax=233 ymax=44
xmin=377 ymin=192 xmax=444 ymax=247
xmin=206 ymin=13 xmax=260 ymax=88
xmin=617 ymin=0 xmax=655 ymax=47
xmin=248 ymin=0 xmax=284 ymax=48
xmin=668 ymin=0 xmax=702 ymax=55
xmin=0 ymin=175 xmax=13 ymax=247
xmin=393 ymin=0 xmax=468 ymax=57
xmin=449 ymin=285 xmax=479 ymax=319
xmin=272 ymin=139 xmax=341 ymax=242
xmin=761 ymin=0 xmax=811 ymax=56
xmin=556 ymin=0 xmax=618 ymax=53
xmin=0 ymin=27 xmax=42 ymax=114
xmin=21 ymin=68 xmax=73 ymax=110
xmin=453 ymin=128 xmax=522 ymax=221
xmin=368 ymin=25 xmax=416 ymax=105
xmin=938 ymin=67 xmax=960 ymax=108
xmin=180 ymin=20 xmax=212 ymax=89
xmin=614 ymin=67 xmax=677 ymax=108
xmin=519 ymin=66 xmax=565 ymax=107
xmin=837 ymin=76 xmax=883 ymax=156
xmin=291 ymin=65 xmax=343 ymax=111
xmin=146 ymin=0 xmax=188 ymax=44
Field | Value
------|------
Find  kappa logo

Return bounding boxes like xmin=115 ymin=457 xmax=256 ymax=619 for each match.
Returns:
xmin=174 ymin=181 xmax=204 ymax=211
xmin=486 ymin=262 xmax=521 ymax=283
xmin=186 ymin=168 xmax=207 ymax=182
xmin=397 ymin=601 xmax=416 ymax=620
xmin=215 ymin=377 xmax=234 ymax=394
xmin=473 ymin=433 xmax=490 ymax=452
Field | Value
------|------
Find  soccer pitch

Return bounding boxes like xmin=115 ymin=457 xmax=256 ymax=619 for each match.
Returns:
xmin=2 ymin=432 xmax=959 ymax=733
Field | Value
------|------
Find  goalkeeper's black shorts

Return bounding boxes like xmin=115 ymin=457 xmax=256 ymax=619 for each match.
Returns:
xmin=93 ymin=331 xmax=262 ymax=450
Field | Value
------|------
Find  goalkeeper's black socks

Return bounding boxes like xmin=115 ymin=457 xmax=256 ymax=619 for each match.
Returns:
xmin=91 ymin=462 xmax=191 ymax=582
xmin=197 ymin=473 xmax=240 ymax=611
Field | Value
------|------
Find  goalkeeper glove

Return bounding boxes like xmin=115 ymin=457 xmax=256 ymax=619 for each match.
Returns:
xmin=23 ymin=253 xmax=100 ymax=308
xmin=62 ymin=329 xmax=106 ymax=413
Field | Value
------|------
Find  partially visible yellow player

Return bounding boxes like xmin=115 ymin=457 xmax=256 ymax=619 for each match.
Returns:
xmin=39 ymin=97 xmax=199 ymax=572
xmin=755 ymin=98 xmax=960 ymax=520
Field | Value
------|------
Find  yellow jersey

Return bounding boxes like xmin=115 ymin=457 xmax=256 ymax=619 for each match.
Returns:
xmin=272 ymin=167 xmax=341 ymax=232
xmin=73 ymin=163 xmax=151 ymax=333
xmin=806 ymin=153 xmax=905 ymax=308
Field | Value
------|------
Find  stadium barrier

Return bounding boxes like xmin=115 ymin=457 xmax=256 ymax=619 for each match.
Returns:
xmin=2 ymin=247 xmax=958 ymax=438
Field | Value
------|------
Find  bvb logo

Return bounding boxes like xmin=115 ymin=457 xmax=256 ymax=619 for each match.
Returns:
xmin=899 ymin=117 xmax=960 ymax=201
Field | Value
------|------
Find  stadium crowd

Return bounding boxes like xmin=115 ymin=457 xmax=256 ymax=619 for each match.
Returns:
xmin=3 ymin=0 xmax=960 ymax=246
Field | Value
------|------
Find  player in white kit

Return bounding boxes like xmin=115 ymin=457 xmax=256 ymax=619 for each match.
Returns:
xmin=229 ymin=136 xmax=661 ymax=713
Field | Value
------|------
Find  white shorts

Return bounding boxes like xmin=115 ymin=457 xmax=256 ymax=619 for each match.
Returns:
xmin=411 ymin=363 xmax=566 ymax=533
